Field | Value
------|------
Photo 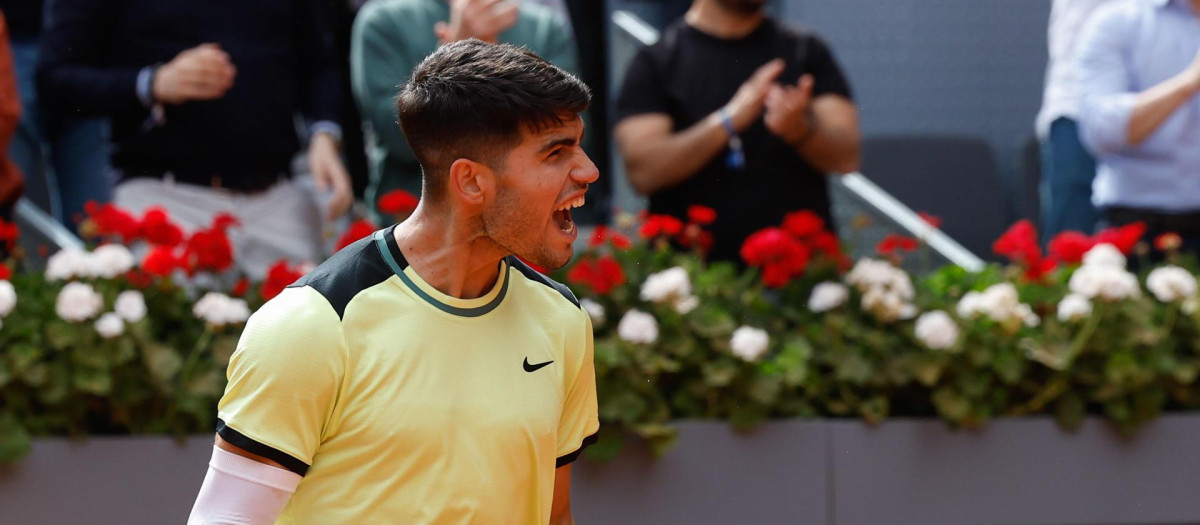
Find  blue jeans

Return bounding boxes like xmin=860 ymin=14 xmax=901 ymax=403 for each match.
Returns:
xmin=8 ymin=37 xmax=112 ymax=231
xmin=1040 ymin=117 xmax=1099 ymax=239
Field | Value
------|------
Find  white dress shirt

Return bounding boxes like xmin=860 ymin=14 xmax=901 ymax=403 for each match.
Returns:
xmin=1035 ymin=0 xmax=1118 ymax=138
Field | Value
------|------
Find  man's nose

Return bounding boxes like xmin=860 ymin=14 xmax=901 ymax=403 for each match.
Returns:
xmin=572 ymin=153 xmax=600 ymax=185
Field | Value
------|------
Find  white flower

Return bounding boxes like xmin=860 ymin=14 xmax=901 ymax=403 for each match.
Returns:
xmin=617 ymin=309 xmax=658 ymax=344
xmin=957 ymin=291 xmax=985 ymax=319
xmin=674 ymin=295 xmax=700 ymax=314
xmin=915 ymin=310 xmax=959 ymax=350
xmin=94 ymin=312 xmax=125 ymax=339
xmin=0 ymin=280 xmax=15 ymax=318
xmin=1185 ymin=297 xmax=1199 ymax=315
xmin=1014 ymin=303 xmax=1040 ymax=327
xmin=1069 ymin=264 xmax=1141 ymax=301
xmin=580 ymin=298 xmax=606 ymax=326
xmin=55 ymin=282 xmax=104 ymax=322
xmin=115 ymin=290 xmax=147 ymax=322
xmin=980 ymin=283 xmax=1020 ymax=322
xmin=1057 ymin=293 xmax=1093 ymax=322
xmin=861 ymin=287 xmax=910 ymax=323
xmin=640 ymin=267 xmax=692 ymax=304
xmin=1146 ymin=265 xmax=1197 ymax=303
xmin=193 ymin=292 xmax=251 ymax=327
xmin=730 ymin=326 xmax=770 ymax=362
xmin=846 ymin=258 xmax=897 ymax=291
xmin=846 ymin=259 xmax=916 ymax=322
xmin=45 ymin=248 xmax=94 ymax=281
xmin=1082 ymin=243 xmax=1126 ymax=269
xmin=808 ymin=282 xmax=849 ymax=313
xmin=90 ymin=244 xmax=135 ymax=278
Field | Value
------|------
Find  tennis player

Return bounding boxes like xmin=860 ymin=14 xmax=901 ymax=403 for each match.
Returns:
xmin=188 ymin=39 xmax=600 ymax=524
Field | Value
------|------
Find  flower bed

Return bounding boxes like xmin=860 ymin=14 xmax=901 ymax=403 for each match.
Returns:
xmin=2 ymin=198 xmax=1199 ymax=464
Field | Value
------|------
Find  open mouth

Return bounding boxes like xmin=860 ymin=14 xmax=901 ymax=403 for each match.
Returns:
xmin=553 ymin=194 xmax=586 ymax=235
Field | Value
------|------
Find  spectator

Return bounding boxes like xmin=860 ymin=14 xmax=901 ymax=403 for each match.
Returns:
xmin=351 ymin=0 xmax=582 ymax=221
xmin=2 ymin=0 xmax=109 ymax=231
xmin=1075 ymin=0 xmax=1200 ymax=253
xmin=0 ymin=11 xmax=22 ymax=219
xmin=1037 ymin=0 xmax=1115 ymax=241
xmin=36 ymin=0 xmax=351 ymax=279
xmin=615 ymin=0 xmax=860 ymax=263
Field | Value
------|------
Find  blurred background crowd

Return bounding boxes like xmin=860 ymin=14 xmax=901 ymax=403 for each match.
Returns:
xmin=0 ymin=0 xmax=1197 ymax=276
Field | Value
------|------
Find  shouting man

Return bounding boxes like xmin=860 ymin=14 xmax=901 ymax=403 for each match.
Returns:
xmin=189 ymin=40 xmax=600 ymax=524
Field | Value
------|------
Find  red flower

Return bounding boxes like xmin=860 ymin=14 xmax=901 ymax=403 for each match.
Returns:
xmin=918 ymin=212 xmax=943 ymax=229
xmin=993 ymin=221 xmax=1041 ymax=264
xmin=232 ymin=277 xmax=249 ymax=297
xmin=679 ymin=224 xmax=715 ymax=253
xmin=261 ymin=260 xmax=305 ymax=301
xmin=1155 ymin=232 xmax=1182 ymax=252
xmin=809 ymin=232 xmax=843 ymax=258
xmin=141 ymin=246 xmax=180 ymax=277
xmin=1093 ymin=222 xmax=1146 ymax=254
xmin=0 ymin=217 xmax=17 ymax=248
xmin=183 ymin=227 xmax=235 ymax=273
xmin=211 ymin=213 xmax=241 ymax=232
xmin=639 ymin=214 xmax=684 ymax=239
xmin=566 ymin=255 xmax=626 ymax=295
xmin=336 ymin=219 xmax=378 ymax=252
xmin=589 ymin=225 xmax=631 ymax=249
xmin=1025 ymin=257 xmax=1058 ymax=282
xmin=124 ymin=270 xmax=154 ymax=289
xmin=740 ymin=228 xmax=810 ymax=288
xmin=782 ymin=210 xmax=826 ymax=239
xmin=84 ymin=202 xmax=139 ymax=242
xmin=377 ymin=189 xmax=420 ymax=217
xmin=1047 ymin=231 xmax=1096 ymax=264
xmin=0 ymin=264 xmax=10 ymax=280
xmin=139 ymin=207 xmax=184 ymax=247
xmin=876 ymin=234 xmax=919 ymax=256
xmin=687 ymin=205 xmax=717 ymax=226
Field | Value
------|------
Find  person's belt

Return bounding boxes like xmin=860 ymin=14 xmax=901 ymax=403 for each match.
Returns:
xmin=1105 ymin=206 xmax=1200 ymax=232
xmin=125 ymin=169 xmax=286 ymax=195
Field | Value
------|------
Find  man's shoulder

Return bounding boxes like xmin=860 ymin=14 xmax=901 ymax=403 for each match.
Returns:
xmin=506 ymin=256 xmax=580 ymax=311
xmin=768 ymin=17 xmax=830 ymax=48
xmin=288 ymin=230 xmax=397 ymax=320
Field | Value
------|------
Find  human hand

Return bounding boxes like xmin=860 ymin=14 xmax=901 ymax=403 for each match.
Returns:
xmin=764 ymin=74 xmax=816 ymax=145
xmin=308 ymin=133 xmax=353 ymax=220
xmin=151 ymin=43 xmax=236 ymax=105
xmin=434 ymin=0 xmax=519 ymax=44
xmin=724 ymin=59 xmax=785 ymax=132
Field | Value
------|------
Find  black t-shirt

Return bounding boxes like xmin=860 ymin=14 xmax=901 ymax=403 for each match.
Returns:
xmin=616 ymin=18 xmax=853 ymax=263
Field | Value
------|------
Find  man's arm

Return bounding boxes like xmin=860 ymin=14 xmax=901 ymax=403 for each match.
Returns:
xmin=36 ymin=0 xmax=145 ymax=115
xmin=188 ymin=435 xmax=300 ymax=524
xmin=550 ymin=464 xmax=573 ymax=525
xmin=616 ymin=59 xmax=785 ymax=195
xmin=1075 ymin=6 xmax=1200 ymax=153
xmin=1125 ymin=50 xmax=1200 ymax=146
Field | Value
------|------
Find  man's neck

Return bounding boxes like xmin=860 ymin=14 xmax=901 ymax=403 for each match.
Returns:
xmin=685 ymin=0 xmax=766 ymax=40
xmin=392 ymin=205 xmax=508 ymax=300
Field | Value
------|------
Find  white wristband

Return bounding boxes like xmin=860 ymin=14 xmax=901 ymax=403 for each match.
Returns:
xmin=188 ymin=445 xmax=303 ymax=524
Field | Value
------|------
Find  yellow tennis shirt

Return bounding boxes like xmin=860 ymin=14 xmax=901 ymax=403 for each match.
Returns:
xmin=216 ymin=225 xmax=599 ymax=524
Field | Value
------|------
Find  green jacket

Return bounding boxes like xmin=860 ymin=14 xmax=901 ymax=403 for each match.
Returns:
xmin=350 ymin=0 xmax=581 ymax=219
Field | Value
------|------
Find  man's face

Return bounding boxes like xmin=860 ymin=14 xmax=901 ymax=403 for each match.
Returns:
xmin=481 ymin=115 xmax=598 ymax=270
xmin=715 ymin=0 xmax=767 ymax=15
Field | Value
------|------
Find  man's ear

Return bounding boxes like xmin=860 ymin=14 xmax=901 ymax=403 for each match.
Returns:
xmin=448 ymin=158 xmax=495 ymax=206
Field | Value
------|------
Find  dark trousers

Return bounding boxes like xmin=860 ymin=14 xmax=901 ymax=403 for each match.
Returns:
xmin=1041 ymin=118 xmax=1099 ymax=240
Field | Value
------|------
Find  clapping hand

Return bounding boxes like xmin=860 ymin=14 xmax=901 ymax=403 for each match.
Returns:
xmin=764 ymin=74 xmax=816 ymax=145
xmin=152 ymin=43 xmax=236 ymax=105
xmin=434 ymin=0 xmax=520 ymax=44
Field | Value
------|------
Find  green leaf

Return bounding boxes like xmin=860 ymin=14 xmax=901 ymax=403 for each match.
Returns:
xmin=0 ymin=412 xmax=32 ymax=463
xmin=142 ymin=343 xmax=183 ymax=387
xmin=72 ymin=366 xmax=113 ymax=395
xmin=702 ymin=360 xmax=738 ymax=387
xmin=687 ymin=304 xmax=736 ymax=338
xmin=1054 ymin=392 xmax=1086 ymax=432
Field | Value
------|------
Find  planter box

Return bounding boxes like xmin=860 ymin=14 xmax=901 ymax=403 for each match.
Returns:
xmin=3 ymin=417 xmax=1200 ymax=524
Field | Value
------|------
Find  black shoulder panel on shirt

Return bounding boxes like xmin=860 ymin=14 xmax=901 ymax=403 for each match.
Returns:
xmin=506 ymin=256 xmax=580 ymax=309
xmin=287 ymin=231 xmax=396 ymax=319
